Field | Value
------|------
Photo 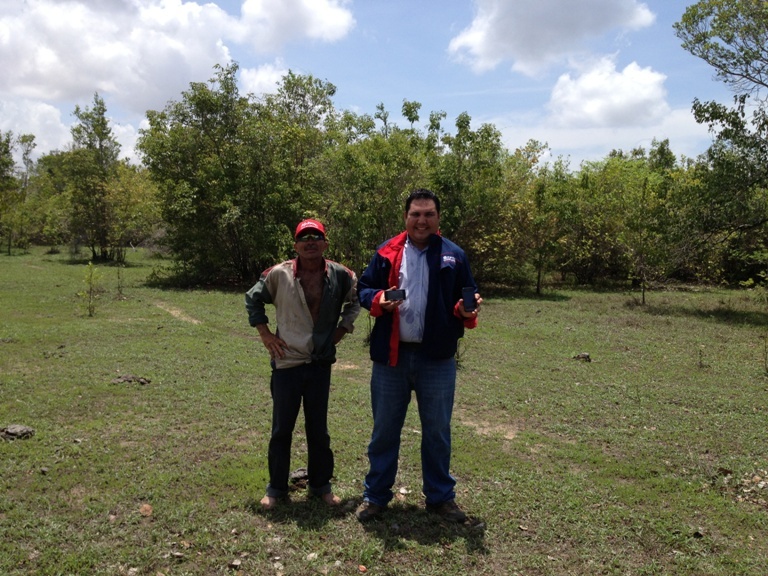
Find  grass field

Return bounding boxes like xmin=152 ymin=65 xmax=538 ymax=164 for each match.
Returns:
xmin=1 ymin=247 xmax=767 ymax=575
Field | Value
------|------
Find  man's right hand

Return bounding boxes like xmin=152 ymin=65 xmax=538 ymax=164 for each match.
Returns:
xmin=378 ymin=286 xmax=403 ymax=313
xmin=257 ymin=325 xmax=288 ymax=359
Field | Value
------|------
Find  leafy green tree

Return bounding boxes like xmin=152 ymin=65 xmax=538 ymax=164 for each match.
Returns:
xmin=103 ymin=164 xmax=162 ymax=262
xmin=619 ymin=171 xmax=666 ymax=302
xmin=430 ymin=112 xmax=510 ymax=282
xmin=0 ymin=132 xmax=39 ymax=253
xmin=558 ymin=156 xmax=637 ymax=284
xmin=401 ymin=99 xmax=422 ymax=129
xmin=0 ymin=131 xmax=20 ymax=253
xmin=675 ymin=0 xmax=768 ymax=99
xmin=72 ymin=95 xmax=121 ymax=169
xmin=374 ymin=102 xmax=390 ymax=138
xmin=425 ymin=110 xmax=447 ymax=154
xmin=314 ymin=126 xmax=429 ymax=273
xmin=67 ymin=93 xmax=122 ymax=260
xmin=526 ymin=154 xmax=574 ymax=294
xmin=665 ymin=144 xmax=768 ymax=282
xmin=139 ymin=63 xmax=255 ymax=282
xmin=461 ymin=139 xmax=552 ymax=289
xmin=66 ymin=147 xmax=112 ymax=258
xmin=25 ymin=150 xmax=74 ymax=247
xmin=674 ymin=0 xmax=768 ymax=283
xmin=139 ymin=65 xmax=340 ymax=283
xmin=257 ymin=70 xmax=339 ymax=224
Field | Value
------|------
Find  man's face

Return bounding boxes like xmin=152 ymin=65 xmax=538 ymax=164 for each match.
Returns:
xmin=405 ymin=198 xmax=440 ymax=249
xmin=294 ymin=231 xmax=328 ymax=261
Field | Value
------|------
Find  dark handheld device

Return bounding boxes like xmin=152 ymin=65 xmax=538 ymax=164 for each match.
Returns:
xmin=384 ymin=289 xmax=406 ymax=301
xmin=462 ymin=287 xmax=477 ymax=312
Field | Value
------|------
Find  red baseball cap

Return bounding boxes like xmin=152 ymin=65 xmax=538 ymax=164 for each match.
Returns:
xmin=294 ymin=218 xmax=326 ymax=239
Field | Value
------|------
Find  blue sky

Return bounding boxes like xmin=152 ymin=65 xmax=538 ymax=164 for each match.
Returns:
xmin=0 ymin=0 xmax=732 ymax=168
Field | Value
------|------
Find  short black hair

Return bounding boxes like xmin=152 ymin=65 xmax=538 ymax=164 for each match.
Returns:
xmin=405 ymin=188 xmax=440 ymax=215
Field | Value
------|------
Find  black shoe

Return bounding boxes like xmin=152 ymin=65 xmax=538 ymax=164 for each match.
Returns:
xmin=426 ymin=500 xmax=467 ymax=522
xmin=355 ymin=500 xmax=385 ymax=522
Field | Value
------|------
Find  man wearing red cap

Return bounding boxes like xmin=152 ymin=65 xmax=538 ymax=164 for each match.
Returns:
xmin=246 ymin=218 xmax=360 ymax=510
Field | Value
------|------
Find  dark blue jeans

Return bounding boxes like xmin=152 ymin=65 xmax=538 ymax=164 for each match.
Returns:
xmin=363 ymin=346 xmax=457 ymax=506
xmin=265 ymin=362 xmax=334 ymax=498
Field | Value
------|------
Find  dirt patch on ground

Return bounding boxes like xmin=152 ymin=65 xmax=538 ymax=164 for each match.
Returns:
xmin=455 ymin=408 xmax=519 ymax=440
xmin=154 ymin=302 xmax=201 ymax=324
xmin=334 ymin=362 xmax=359 ymax=370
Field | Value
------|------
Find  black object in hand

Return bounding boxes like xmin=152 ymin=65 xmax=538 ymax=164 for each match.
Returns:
xmin=384 ymin=289 xmax=406 ymax=301
xmin=462 ymin=287 xmax=477 ymax=311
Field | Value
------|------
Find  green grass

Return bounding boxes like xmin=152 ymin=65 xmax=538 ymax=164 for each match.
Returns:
xmin=2 ymin=247 xmax=768 ymax=575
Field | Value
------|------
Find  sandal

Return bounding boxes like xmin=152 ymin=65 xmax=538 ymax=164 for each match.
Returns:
xmin=260 ymin=495 xmax=278 ymax=510
xmin=321 ymin=492 xmax=341 ymax=506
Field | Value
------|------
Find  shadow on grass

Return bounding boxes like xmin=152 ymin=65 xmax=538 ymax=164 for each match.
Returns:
xmin=642 ymin=303 xmax=768 ymax=328
xmin=244 ymin=498 xmax=488 ymax=554
xmin=244 ymin=495 xmax=344 ymax=530
xmin=357 ymin=503 xmax=488 ymax=555
xmin=479 ymin=284 xmax=571 ymax=302
xmin=52 ymin=255 xmax=152 ymax=269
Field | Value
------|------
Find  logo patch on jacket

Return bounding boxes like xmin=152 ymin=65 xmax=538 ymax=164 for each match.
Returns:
xmin=442 ymin=254 xmax=456 ymax=266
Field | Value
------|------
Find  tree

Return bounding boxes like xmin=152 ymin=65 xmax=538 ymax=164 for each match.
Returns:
xmin=401 ymin=99 xmax=422 ymax=129
xmin=67 ymin=93 xmax=122 ymax=260
xmin=431 ymin=113 xmax=516 ymax=282
xmin=459 ymin=139 xmax=552 ymax=289
xmin=675 ymin=0 xmax=768 ymax=100
xmin=139 ymin=63 xmax=255 ymax=282
xmin=374 ymin=103 xmax=390 ymax=138
xmin=557 ymin=156 xmax=642 ymax=285
xmin=138 ymin=65 xmax=340 ymax=283
xmin=674 ymin=0 xmax=768 ymax=283
xmin=314 ymin=127 xmax=429 ymax=274
xmin=526 ymin=154 xmax=573 ymax=294
xmin=0 ymin=132 xmax=40 ymax=253
xmin=0 ymin=131 xmax=20 ymax=253
xmin=21 ymin=150 xmax=72 ymax=248
xmin=103 ymin=164 xmax=162 ymax=262
xmin=72 ymin=94 xmax=121 ymax=170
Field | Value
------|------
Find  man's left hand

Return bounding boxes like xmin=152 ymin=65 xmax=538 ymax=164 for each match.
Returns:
xmin=458 ymin=293 xmax=482 ymax=318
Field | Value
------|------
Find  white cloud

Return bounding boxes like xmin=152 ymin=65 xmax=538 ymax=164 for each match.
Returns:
xmin=0 ymin=0 xmax=355 ymax=162
xmin=448 ymin=0 xmax=654 ymax=75
xmin=111 ymin=120 xmax=141 ymax=164
xmin=0 ymin=99 xmax=70 ymax=157
xmin=548 ymin=56 xmax=669 ymax=128
xmin=444 ymin=0 xmax=716 ymax=166
xmin=240 ymin=60 xmax=289 ymax=96
xmin=1 ymin=0 xmax=235 ymax=114
xmin=492 ymin=102 xmax=712 ymax=168
xmin=237 ymin=0 xmax=355 ymax=51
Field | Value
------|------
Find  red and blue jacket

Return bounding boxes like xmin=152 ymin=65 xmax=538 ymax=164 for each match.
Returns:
xmin=358 ymin=231 xmax=478 ymax=366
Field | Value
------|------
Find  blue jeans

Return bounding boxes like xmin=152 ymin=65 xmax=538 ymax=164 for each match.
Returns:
xmin=266 ymin=362 xmax=334 ymax=498
xmin=363 ymin=346 xmax=457 ymax=506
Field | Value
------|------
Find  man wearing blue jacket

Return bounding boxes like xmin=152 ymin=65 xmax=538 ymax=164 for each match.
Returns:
xmin=355 ymin=189 xmax=482 ymax=523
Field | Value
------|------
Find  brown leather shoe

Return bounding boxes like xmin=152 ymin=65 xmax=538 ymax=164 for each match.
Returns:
xmin=426 ymin=500 xmax=467 ymax=522
xmin=355 ymin=500 xmax=385 ymax=522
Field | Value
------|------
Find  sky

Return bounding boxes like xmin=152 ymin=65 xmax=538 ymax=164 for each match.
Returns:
xmin=0 ymin=0 xmax=734 ymax=168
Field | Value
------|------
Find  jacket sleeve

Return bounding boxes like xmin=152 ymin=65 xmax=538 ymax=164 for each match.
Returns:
xmin=245 ymin=273 xmax=273 ymax=327
xmin=453 ymin=250 xmax=479 ymax=329
xmin=358 ymin=252 xmax=387 ymax=315
xmin=338 ymin=271 xmax=361 ymax=332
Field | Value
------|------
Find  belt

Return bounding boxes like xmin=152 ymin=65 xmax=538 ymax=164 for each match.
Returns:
xmin=399 ymin=341 xmax=422 ymax=350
